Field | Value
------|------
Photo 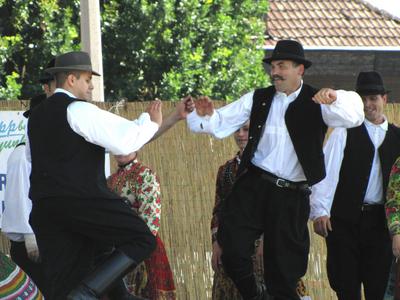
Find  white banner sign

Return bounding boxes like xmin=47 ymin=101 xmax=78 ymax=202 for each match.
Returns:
xmin=0 ymin=111 xmax=27 ymax=226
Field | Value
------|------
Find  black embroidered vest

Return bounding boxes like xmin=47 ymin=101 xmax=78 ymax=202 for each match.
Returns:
xmin=238 ymin=84 xmax=328 ymax=185
xmin=28 ymin=92 xmax=119 ymax=200
xmin=331 ymin=123 xmax=400 ymax=223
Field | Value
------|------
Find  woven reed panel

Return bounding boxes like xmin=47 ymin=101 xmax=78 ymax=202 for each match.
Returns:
xmin=1 ymin=99 xmax=400 ymax=299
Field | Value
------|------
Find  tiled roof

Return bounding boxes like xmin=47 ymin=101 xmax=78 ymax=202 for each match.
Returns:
xmin=265 ymin=0 xmax=400 ymax=48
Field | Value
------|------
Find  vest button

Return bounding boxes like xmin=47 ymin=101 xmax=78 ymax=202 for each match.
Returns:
xmin=258 ymin=125 xmax=262 ymax=128
xmin=249 ymin=136 xmax=253 ymax=139
xmin=262 ymin=102 xmax=266 ymax=106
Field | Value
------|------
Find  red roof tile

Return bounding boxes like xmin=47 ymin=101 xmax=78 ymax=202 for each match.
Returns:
xmin=265 ymin=0 xmax=400 ymax=47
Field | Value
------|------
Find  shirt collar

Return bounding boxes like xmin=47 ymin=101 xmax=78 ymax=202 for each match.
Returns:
xmin=364 ymin=116 xmax=388 ymax=131
xmin=54 ymin=88 xmax=77 ymax=99
xmin=275 ymin=80 xmax=303 ymax=102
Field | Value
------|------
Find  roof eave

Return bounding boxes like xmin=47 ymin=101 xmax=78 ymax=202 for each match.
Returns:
xmin=262 ymin=45 xmax=400 ymax=51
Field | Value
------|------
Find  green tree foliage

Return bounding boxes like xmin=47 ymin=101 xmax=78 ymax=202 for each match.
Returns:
xmin=0 ymin=0 xmax=80 ymax=100
xmin=101 ymin=0 xmax=269 ymax=101
xmin=1 ymin=0 xmax=269 ymax=101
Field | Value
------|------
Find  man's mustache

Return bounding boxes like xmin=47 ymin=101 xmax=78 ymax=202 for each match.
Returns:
xmin=272 ymin=75 xmax=284 ymax=81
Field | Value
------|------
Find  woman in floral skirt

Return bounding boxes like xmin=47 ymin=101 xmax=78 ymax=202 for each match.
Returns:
xmin=108 ymin=152 xmax=176 ymax=300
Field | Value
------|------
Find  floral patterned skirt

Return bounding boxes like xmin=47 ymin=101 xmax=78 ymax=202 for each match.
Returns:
xmin=126 ymin=235 xmax=176 ymax=300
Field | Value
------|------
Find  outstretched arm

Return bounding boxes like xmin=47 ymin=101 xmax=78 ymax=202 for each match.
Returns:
xmin=313 ymin=88 xmax=364 ymax=128
xmin=67 ymin=100 xmax=162 ymax=155
xmin=186 ymin=92 xmax=253 ymax=139
xmin=150 ymin=96 xmax=194 ymax=142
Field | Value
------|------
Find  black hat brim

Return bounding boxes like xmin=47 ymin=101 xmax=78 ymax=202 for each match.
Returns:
xmin=45 ymin=66 xmax=101 ymax=76
xmin=356 ymin=88 xmax=390 ymax=96
xmin=39 ymin=74 xmax=54 ymax=84
xmin=263 ymin=54 xmax=312 ymax=69
xmin=23 ymin=94 xmax=47 ymax=118
xmin=23 ymin=110 xmax=30 ymax=118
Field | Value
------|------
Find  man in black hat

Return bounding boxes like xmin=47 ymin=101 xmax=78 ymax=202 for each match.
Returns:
xmin=26 ymin=51 xmax=163 ymax=300
xmin=38 ymin=58 xmax=56 ymax=99
xmin=311 ymin=71 xmax=400 ymax=300
xmin=1 ymin=58 xmax=56 ymax=296
xmin=186 ymin=39 xmax=364 ymax=300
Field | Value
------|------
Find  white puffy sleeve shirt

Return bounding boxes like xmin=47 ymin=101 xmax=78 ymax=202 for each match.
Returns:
xmin=1 ymin=145 xmax=33 ymax=241
xmin=26 ymin=88 xmax=159 ymax=162
xmin=187 ymin=87 xmax=364 ymax=181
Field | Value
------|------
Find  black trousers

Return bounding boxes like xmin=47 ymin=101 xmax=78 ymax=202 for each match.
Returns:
xmin=326 ymin=207 xmax=392 ymax=300
xmin=10 ymin=240 xmax=46 ymax=295
xmin=29 ymin=196 xmax=156 ymax=300
xmin=217 ymin=168 xmax=310 ymax=300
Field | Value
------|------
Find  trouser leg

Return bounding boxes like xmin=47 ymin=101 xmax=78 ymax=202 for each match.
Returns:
xmin=360 ymin=209 xmax=392 ymax=300
xmin=326 ymin=218 xmax=361 ymax=300
xmin=263 ymin=186 xmax=308 ymax=300
xmin=30 ymin=196 xmax=155 ymax=300
xmin=218 ymin=173 xmax=264 ymax=300
xmin=218 ymin=170 xmax=307 ymax=300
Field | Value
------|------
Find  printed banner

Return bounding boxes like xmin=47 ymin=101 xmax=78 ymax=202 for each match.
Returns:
xmin=0 ymin=111 xmax=27 ymax=227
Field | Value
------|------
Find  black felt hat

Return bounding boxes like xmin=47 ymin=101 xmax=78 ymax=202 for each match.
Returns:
xmin=356 ymin=71 xmax=389 ymax=96
xmin=263 ymin=40 xmax=312 ymax=69
xmin=45 ymin=51 xmax=100 ymax=76
xmin=39 ymin=58 xmax=55 ymax=84
xmin=23 ymin=93 xmax=47 ymax=118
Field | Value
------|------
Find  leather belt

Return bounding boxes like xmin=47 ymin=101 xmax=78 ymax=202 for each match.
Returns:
xmin=249 ymin=164 xmax=310 ymax=193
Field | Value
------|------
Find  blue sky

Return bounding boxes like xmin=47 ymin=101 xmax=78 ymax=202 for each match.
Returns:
xmin=364 ymin=0 xmax=400 ymax=18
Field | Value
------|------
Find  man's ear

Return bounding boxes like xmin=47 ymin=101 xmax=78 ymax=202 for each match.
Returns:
xmin=66 ymin=73 xmax=75 ymax=87
xmin=382 ymin=94 xmax=388 ymax=104
xmin=298 ymin=64 xmax=305 ymax=77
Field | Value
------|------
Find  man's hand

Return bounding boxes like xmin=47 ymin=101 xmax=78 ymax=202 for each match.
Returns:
xmin=313 ymin=88 xmax=337 ymax=105
xmin=24 ymin=234 xmax=40 ymax=263
xmin=255 ymin=238 xmax=264 ymax=273
xmin=211 ymin=241 xmax=223 ymax=271
xmin=313 ymin=215 xmax=332 ymax=237
xmin=147 ymin=100 xmax=162 ymax=126
xmin=195 ymin=96 xmax=214 ymax=116
xmin=393 ymin=234 xmax=400 ymax=258
xmin=175 ymin=96 xmax=195 ymax=120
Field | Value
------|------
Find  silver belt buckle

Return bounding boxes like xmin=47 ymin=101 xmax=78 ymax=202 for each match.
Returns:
xmin=276 ymin=178 xmax=287 ymax=188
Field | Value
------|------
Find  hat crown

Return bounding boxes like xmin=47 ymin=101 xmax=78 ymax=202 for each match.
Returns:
xmin=356 ymin=71 xmax=387 ymax=95
xmin=263 ymin=39 xmax=312 ymax=68
xmin=55 ymin=51 xmax=92 ymax=68
xmin=356 ymin=71 xmax=384 ymax=87
xmin=45 ymin=51 xmax=100 ymax=76
xmin=272 ymin=40 xmax=305 ymax=58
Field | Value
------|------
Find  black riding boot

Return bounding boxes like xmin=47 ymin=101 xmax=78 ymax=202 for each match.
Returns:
xmin=67 ymin=250 xmax=138 ymax=300
xmin=107 ymin=278 xmax=148 ymax=300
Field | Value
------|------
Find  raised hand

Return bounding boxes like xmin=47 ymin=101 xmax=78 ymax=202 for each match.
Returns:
xmin=175 ymin=96 xmax=195 ymax=120
xmin=147 ymin=100 xmax=162 ymax=126
xmin=313 ymin=88 xmax=337 ymax=105
xmin=195 ymin=96 xmax=214 ymax=116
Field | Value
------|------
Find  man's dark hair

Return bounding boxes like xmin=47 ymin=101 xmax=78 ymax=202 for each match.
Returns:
xmin=292 ymin=61 xmax=305 ymax=76
xmin=55 ymin=71 xmax=82 ymax=88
